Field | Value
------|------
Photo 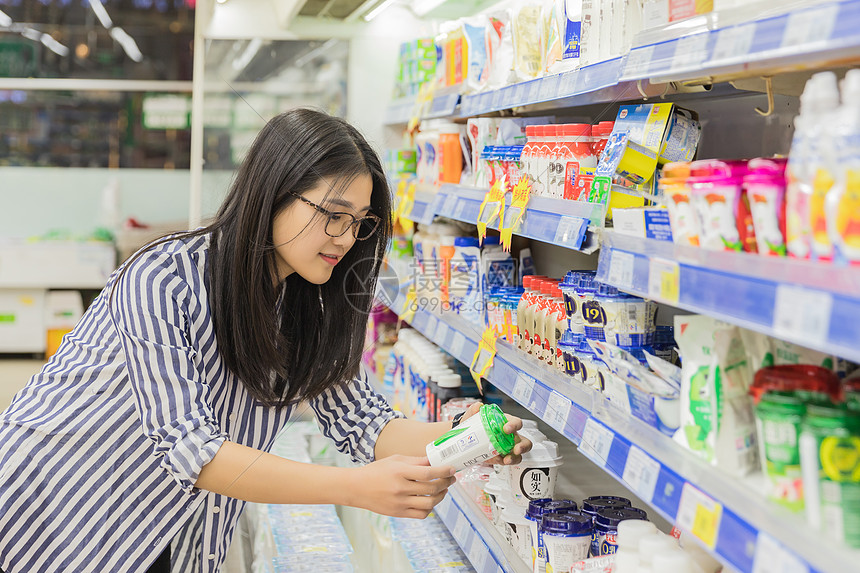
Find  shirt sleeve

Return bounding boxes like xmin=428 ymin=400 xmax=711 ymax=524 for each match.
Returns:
xmin=109 ymin=248 xmax=228 ymax=494
xmin=310 ymin=365 xmax=405 ymax=465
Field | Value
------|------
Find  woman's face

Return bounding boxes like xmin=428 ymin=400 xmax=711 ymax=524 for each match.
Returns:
xmin=272 ymin=173 xmax=374 ymax=284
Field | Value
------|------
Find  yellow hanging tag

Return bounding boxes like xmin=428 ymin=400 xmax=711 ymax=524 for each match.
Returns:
xmin=499 ymin=177 xmax=532 ymax=251
xmin=476 ymin=177 xmax=507 ymax=243
xmin=393 ymin=179 xmax=408 ymax=227
xmin=398 ymin=288 xmax=418 ymax=324
xmin=469 ymin=326 xmax=499 ymax=394
xmin=399 ymin=182 xmax=417 ymax=234
xmin=408 ymin=84 xmax=434 ymax=134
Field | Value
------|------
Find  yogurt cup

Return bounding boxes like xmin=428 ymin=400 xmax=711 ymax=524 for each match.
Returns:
xmin=426 ymin=404 xmax=515 ymax=470
xmin=581 ymin=496 xmax=631 ymax=554
xmin=594 ymin=507 xmax=648 ymax=556
xmin=541 ymin=512 xmax=593 ymax=573
xmin=558 ymin=330 xmax=585 ymax=379
xmin=494 ymin=492 xmax=512 ymax=535
xmin=501 ymin=502 xmax=533 ymax=566
xmin=527 ymin=499 xmax=578 ymax=573
xmin=484 ymin=472 xmax=506 ymax=525
xmin=509 ymin=440 xmax=564 ymax=506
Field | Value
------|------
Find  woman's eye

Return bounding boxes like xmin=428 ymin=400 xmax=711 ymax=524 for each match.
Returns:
xmin=329 ymin=214 xmax=343 ymax=222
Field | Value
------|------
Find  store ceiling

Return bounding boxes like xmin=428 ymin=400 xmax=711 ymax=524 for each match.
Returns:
xmin=298 ymin=0 xmax=369 ymax=20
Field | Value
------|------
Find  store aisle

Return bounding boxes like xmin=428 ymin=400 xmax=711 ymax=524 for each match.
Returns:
xmin=0 ymin=359 xmax=44 ymax=410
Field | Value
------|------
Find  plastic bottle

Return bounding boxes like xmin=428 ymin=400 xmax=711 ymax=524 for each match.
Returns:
xmin=450 ymin=237 xmax=482 ymax=324
xmin=522 ymin=126 xmax=538 ymax=187
xmin=637 ymin=533 xmax=678 ymax=572
xmin=435 ymin=373 xmax=463 ymax=423
xmin=438 ymin=122 xmax=466 ymax=185
xmin=828 ymin=69 xmax=860 ymax=264
xmin=536 ymin=126 xmax=557 ymax=197
xmin=545 ymin=285 xmax=567 ymax=371
xmin=754 ymin=391 xmax=806 ymax=511
xmin=518 ymin=276 xmax=542 ymax=353
xmin=786 ymin=78 xmax=819 ymax=259
xmin=559 ymin=124 xmax=597 ymax=200
xmin=426 ymin=404 xmax=515 ymax=470
xmin=614 ymin=519 xmax=657 ymax=573
xmin=745 ymin=157 xmax=789 ymax=256
xmin=533 ymin=280 xmax=555 ymax=363
xmin=805 ymin=72 xmax=840 ymax=261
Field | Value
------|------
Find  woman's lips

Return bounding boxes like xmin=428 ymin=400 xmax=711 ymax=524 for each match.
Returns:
xmin=320 ymin=253 xmax=339 ymax=265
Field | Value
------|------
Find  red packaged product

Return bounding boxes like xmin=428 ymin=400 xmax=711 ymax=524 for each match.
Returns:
xmin=749 ymin=365 xmax=842 ymax=404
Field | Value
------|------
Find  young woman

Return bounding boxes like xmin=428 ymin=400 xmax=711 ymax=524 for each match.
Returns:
xmin=0 ymin=109 xmax=530 ymax=573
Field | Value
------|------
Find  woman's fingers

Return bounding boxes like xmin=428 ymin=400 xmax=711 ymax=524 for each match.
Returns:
xmin=401 ymin=462 xmax=456 ymax=482
xmin=410 ymin=475 xmax=457 ymax=496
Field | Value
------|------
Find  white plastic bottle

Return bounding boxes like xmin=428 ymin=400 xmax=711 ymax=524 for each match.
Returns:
xmin=806 ymin=72 xmax=840 ymax=262
xmin=828 ymin=69 xmax=860 ymax=264
xmin=786 ymin=79 xmax=816 ymax=259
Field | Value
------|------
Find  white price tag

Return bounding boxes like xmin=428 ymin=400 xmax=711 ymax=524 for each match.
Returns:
xmin=424 ymin=316 xmax=438 ymax=341
xmin=554 ymin=216 xmax=583 ymax=247
xmin=624 ymin=45 xmax=655 ymax=77
xmin=441 ymin=193 xmax=458 ymax=216
xmin=647 ymin=257 xmax=680 ymax=303
xmin=512 ymin=372 xmax=534 ymax=406
xmin=469 ymin=540 xmax=489 ymax=573
xmin=435 ymin=322 xmax=450 ymax=346
xmin=676 ymin=483 xmax=722 ymax=549
xmin=782 ymin=4 xmax=838 ymax=48
xmin=450 ymin=332 xmax=466 ymax=360
xmin=671 ymin=34 xmax=709 ymax=72
xmin=608 ymin=251 xmax=635 ymax=290
xmin=453 ymin=514 xmax=471 ymax=543
xmin=713 ymin=24 xmax=756 ymax=62
xmin=528 ymin=80 xmax=541 ymax=103
xmin=544 ymin=390 xmax=572 ymax=434
xmin=751 ymin=532 xmax=809 ymax=573
xmin=579 ymin=418 xmax=614 ymax=467
xmin=622 ymin=445 xmax=660 ymax=503
xmin=559 ymin=71 xmax=577 ymax=96
xmin=773 ymin=285 xmax=833 ymax=347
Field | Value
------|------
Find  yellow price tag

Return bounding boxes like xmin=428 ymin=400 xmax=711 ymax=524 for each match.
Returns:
xmin=476 ymin=177 xmax=506 ymax=243
xmin=648 ymin=257 xmax=680 ymax=304
xmin=469 ymin=326 xmax=499 ymax=394
xmin=691 ymin=503 xmax=722 ymax=549
xmin=500 ymin=177 xmax=532 ymax=251
xmin=398 ymin=182 xmax=416 ymax=234
xmin=398 ymin=290 xmax=418 ymax=324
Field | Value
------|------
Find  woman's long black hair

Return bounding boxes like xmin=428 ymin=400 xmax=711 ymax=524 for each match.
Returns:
xmin=124 ymin=109 xmax=391 ymax=408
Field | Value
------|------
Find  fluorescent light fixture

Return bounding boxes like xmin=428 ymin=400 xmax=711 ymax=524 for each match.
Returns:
xmin=411 ymin=0 xmax=445 ymax=16
xmin=295 ymin=39 xmax=339 ymax=67
xmin=0 ymin=9 xmax=12 ymax=28
xmin=232 ymin=38 xmax=263 ymax=71
xmin=363 ymin=0 xmax=399 ymax=21
xmin=41 ymin=34 xmax=70 ymax=57
xmin=88 ymin=0 xmax=113 ymax=29
xmin=21 ymin=27 xmax=42 ymax=42
xmin=110 ymin=27 xmax=143 ymax=62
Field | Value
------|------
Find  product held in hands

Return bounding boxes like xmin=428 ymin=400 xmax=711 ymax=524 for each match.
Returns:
xmin=541 ymin=511 xmax=593 ymax=573
xmin=426 ymin=403 xmax=515 ymax=471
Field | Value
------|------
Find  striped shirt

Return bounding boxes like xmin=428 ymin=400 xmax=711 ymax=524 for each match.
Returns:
xmin=0 ymin=233 xmax=402 ymax=573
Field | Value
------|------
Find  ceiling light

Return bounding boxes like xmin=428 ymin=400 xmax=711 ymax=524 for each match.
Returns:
xmin=295 ymin=39 xmax=339 ymax=67
xmin=110 ymin=27 xmax=144 ymax=62
xmin=41 ymin=34 xmax=70 ymax=57
xmin=88 ymin=0 xmax=113 ymax=29
xmin=75 ymin=43 xmax=90 ymax=59
xmin=232 ymin=38 xmax=263 ymax=71
xmin=363 ymin=0 xmax=399 ymax=22
xmin=0 ymin=9 xmax=12 ymax=28
xmin=20 ymin=28 xmax=42 ymax=42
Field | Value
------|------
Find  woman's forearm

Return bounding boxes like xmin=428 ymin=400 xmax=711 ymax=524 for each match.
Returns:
xmin=374 ymin=418 xmax=454 ymax=459
xmin=194 ymin=440 xmax=354 ymax=505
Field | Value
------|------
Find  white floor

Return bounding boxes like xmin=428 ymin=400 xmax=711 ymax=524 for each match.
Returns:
xmin=0 ymin=359 xmax=44 ymax=411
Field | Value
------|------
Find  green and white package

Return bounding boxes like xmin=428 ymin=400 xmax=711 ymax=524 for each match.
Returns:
xmin=674 ymin=316 xmax=758 ymax=476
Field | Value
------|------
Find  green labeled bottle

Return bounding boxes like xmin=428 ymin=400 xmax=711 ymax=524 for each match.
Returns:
xmin=799 ymin=404 xmax=860 ymax=548
xmin=755 ymin=391 xmax=807 ymax=512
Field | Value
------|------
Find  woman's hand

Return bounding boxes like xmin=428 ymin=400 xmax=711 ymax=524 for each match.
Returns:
xmin=458 ymin=402 xmax=534 ymax=466
xmin=348 ymin=455 xmax=456 ymax=519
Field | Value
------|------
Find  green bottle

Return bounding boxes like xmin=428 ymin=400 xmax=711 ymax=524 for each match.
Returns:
xmin=754 ymin=392 xmax=806 ymax=512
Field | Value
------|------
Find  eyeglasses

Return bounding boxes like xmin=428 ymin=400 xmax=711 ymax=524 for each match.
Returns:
xmin=288 ymin=191 xmax=381 ymax=240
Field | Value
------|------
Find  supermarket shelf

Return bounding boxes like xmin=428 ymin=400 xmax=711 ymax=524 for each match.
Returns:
xmin=403 ymin=183 xmax=601 ymax=252
xmin=383 ymin=87 xmax=462 ymax=125
xmin=384 ymin=1 xmax=860 ymax=125
xmin=595 ymin=230 xmax=860 ymax=364
xmin=384 ymin=95 xmax=416 ymax=125
xmin=435 ymin=484 xmax=531 ymax=573
xmin=385 ymin=292 xmax=860 ymax=573
xmin=623 ymin=0 xmax=860 ymax=84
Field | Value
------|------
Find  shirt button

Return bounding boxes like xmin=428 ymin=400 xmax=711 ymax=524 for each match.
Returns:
xmin=229 ymin=413 xmax=236 ymax=422
xmin=208 ymin=554 xmax=216 ymax=560
xmin=212 ymin=506 xmax=221 ymax=514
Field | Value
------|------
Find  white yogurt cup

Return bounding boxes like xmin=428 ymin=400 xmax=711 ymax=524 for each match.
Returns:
xmin=541 ymin=512 xmax=594 ymax=573
xmin=483 ymin=472 xmax=506 ymax=525
xmin=427 ymin=404 xmax=516 ymax=471
xmin=494 ymin=492 xmax=513 ymax=536
xmin=501 ymin=503 xmax=534 ymax=567
xmin=508 ymin=439 xmax=563 ymax=506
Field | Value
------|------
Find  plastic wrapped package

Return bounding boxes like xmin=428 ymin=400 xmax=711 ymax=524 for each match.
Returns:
xmin=511 ymin=2 xmax=544 ymax=81
xmin=541 ymin=0 xmax=566 ymax=74
xmin=485 ymin=11 xmax=514 ymax=90
xmin=463 ymin=17 xmax=490 ymax=93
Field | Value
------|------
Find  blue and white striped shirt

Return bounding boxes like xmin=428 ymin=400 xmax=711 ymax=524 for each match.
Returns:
xmin=0 ymin=234 xmax=402 ymax=573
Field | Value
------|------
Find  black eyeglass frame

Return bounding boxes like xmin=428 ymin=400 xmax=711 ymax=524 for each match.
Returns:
xmin=287 ymin=191 xmax=382 ymax=240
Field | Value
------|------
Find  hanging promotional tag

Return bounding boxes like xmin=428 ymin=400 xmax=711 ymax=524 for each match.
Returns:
xmin=469 ymin=326 xmax=499 ymax=394
xmin=392 ymin=178 xmax=407 ymax=226
xmin=499 ymin=177 xmax=532 ymax=251
xmin=397 ymin=288 xmax=418 ymax=324
xmin=476 ymin=177 xmax=507 ymax=243
xmin=398 ymin=181 xmax=417 ymax=234
xmin=408 ymin=84 xmax=434 ymax=134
